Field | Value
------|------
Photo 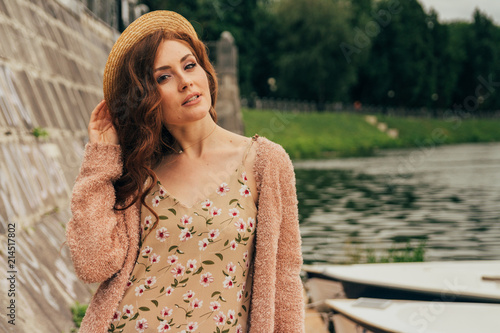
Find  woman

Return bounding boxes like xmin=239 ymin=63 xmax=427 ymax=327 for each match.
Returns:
xmin=65 ymin=10 xmax=304 ymax=333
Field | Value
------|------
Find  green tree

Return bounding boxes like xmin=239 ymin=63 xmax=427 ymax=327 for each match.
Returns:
xmin=349 ymin=0 xmax=373 ymax=29
xmin=452 ymin=9 xmax=500 ymax=112
xmin=273 ymin=0 xmax=356 ymax=106
xmin=356 ymin=0 xmax=436 ymax=107
xmin=248 ymin=2 xmax=281 ymax=98
xmin=427 ymin=10 xmax=462 ymax=109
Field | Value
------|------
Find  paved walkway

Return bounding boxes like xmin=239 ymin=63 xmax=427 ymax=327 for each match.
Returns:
xmin=303 ymin=287 xmax=330 ymax=333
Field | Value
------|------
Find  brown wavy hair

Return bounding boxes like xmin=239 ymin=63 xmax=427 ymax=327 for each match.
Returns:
xmin=107 ymin=30 xmax=218 ymax=227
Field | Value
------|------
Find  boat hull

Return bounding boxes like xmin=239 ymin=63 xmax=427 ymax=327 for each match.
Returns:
xmin=326 ymin=298 xmax=500 ymax=333
xmin=303 ymin=260 xmax=500 ymax=304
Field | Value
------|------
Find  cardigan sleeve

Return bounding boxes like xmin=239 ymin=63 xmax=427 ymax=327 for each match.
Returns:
xmin=273 ymin=147 xmax=305 ymax=332
xmin=65 ymin=141 xmax=129 ymax=284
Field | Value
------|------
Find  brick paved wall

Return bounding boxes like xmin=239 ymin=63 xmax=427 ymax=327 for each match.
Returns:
xmin=0 ymin=0 xmax=115 ymax=331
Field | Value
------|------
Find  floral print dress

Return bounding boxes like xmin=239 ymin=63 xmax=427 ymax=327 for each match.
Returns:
xmin=109 ymin=136 xmax=258 ymax=333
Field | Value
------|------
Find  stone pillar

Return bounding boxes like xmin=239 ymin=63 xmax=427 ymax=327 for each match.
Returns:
xmin=215 ymin=31 xmax=244 ymax=135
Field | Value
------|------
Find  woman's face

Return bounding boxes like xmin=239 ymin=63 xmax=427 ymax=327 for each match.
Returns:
xmin=153 ymin=39 xmax=212 ymax=126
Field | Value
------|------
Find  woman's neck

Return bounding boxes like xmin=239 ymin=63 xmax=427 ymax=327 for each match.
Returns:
xmin=166 ymin=116 xmax=220 ymax=158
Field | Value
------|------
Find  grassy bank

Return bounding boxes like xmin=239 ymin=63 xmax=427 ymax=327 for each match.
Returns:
xmin=378 ymin=115 xmax=500 ymax=145
xmin=241 ymin=108 xmax=500 ymax=159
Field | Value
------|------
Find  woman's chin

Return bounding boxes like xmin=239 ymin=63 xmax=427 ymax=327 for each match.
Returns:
xmin=167 ymin=108 xmax=213 ymax=126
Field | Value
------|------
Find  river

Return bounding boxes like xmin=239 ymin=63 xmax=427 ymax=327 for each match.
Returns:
xmin=294 ymin=142 xmax=500 ymax=264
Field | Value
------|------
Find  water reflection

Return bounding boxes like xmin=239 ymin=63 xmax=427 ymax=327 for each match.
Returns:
xmin=295 ymin=142 xmax=500 ymax=264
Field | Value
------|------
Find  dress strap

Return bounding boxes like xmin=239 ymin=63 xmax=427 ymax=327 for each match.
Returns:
xmin=241 ymin=134 xmax=259 ymax=164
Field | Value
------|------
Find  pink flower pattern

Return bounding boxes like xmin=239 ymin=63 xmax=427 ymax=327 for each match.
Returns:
xmin=156 ymin=227 xmax=169 ymax=242
xmin=110 ymin=160 xmax=256 ymax=333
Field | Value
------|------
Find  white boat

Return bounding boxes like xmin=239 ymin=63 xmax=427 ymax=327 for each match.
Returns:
xmin=303 ymin=260 xmax=500 ymax=303
xmin=326 ymin=298 xmax=500 ymax=333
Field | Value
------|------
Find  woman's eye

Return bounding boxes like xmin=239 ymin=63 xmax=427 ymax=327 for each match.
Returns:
xmin=185 ymin=63 xmax=196 ymax=70
xmin=156 ymin=74 xmax=170 ymax=84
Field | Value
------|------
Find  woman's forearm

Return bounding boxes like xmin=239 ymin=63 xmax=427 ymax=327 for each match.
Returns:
xmin=65 ymin=142 xmax=128 ymax=283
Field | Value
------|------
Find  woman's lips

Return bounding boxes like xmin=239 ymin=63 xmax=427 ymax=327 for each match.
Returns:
xmin=182 ymin=93 xmax=201 ymax=106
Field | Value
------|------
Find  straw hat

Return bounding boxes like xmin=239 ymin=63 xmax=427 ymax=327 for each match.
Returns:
xmin=103 ymin=10 xmax=198 ymax=103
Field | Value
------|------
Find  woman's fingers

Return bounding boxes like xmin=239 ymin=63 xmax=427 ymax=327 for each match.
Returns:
xmin=88 ymin=100 xmax=119 ymax=144
xmin=90 ymin=100 xmax=112 ymax=127
xmin=90 ymin=99 xmax=105 ymax=121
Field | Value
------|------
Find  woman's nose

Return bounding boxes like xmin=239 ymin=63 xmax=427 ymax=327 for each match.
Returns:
xmin=179 ymin=74 xmax=193 ymax=91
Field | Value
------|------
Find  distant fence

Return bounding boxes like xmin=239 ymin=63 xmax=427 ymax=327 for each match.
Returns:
xmin=241 ymin=97 xmax=327 ymax=112
xmin=241 ymin=97 xmax=500 ymax=118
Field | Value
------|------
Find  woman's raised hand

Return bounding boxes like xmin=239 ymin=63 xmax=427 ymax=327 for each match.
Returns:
xmin=88 ymin=100 xmax=119 ymax=145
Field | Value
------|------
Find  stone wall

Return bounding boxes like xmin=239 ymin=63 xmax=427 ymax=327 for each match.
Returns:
xmin=0 ymin=0 xmax=115 ymax=331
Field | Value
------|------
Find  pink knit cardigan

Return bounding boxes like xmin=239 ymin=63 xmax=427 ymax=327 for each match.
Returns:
xmin=66 ymin=135 xmax=305 ymax=332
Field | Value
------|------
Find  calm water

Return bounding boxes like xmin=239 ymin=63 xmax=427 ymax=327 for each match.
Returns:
xmin=295 ymin=142 xmax=500 ymax=264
